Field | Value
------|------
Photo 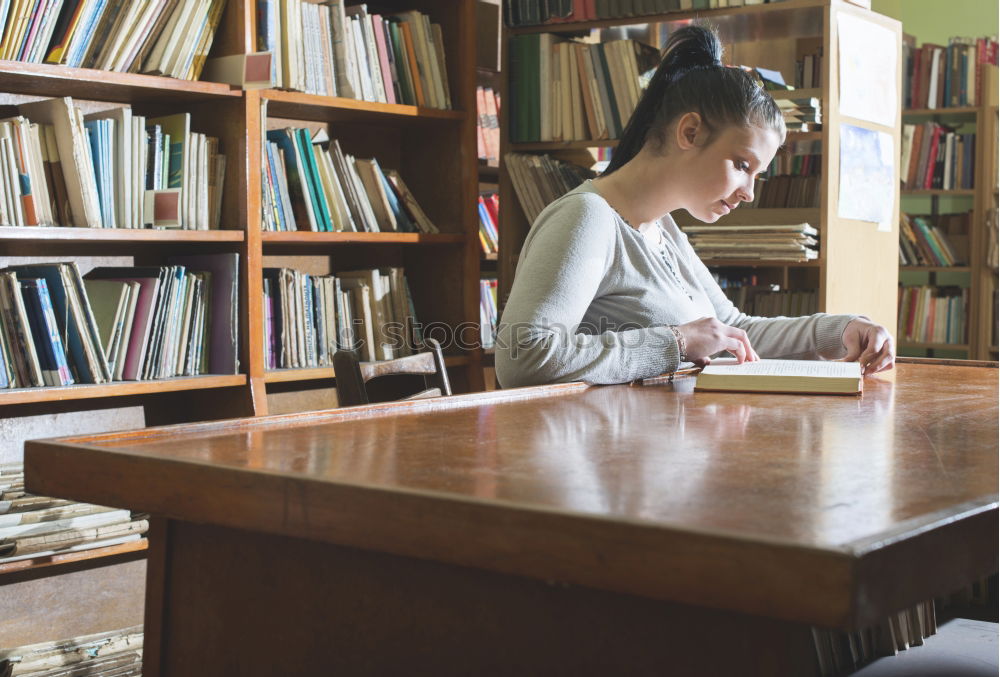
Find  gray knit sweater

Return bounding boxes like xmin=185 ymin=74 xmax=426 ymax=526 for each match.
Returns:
xmin=495 ymin=181 xmax=855 ymax=388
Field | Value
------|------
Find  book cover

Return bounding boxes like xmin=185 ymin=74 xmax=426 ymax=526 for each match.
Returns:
xmin=694 ymin=359 xmax=863 ymax=395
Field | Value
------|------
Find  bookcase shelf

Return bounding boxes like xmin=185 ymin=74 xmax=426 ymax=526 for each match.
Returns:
xmin=260 ymin=232 xmax=465 ymax=246
xmin=703 ymin=259 xmax=821 ymax=268
xmin=0 ymin=227 xmax=245 ymax=243
xmin=510 ymin=139 xmax=617 ymax=151
xmin=0 ymin=60 xmax=239 ymax=104
xmin=0 ymin=375 xmax=247 ymax=406
xmin=264 ymin=356 xmax=471 ymax=384
xmin=900 ymin=266 xmax=972 ymax=273
xmin=901 ymin=189 xmax=976 ymax=196
xmin=262 ymin=89 xmax=466 ymax=126
xmin=898 ymin=342 xmax=970 ymax=351
xmin=0 ymin=539 xmax=147 ymax=577
xmin=507 ymin=0 xmax=829 ymax=35
xmin=902 ymin=106 xmax=980 ymax=117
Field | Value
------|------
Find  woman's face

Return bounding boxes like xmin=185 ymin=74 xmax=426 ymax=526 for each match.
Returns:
xmin=678 ymin=123 xmax=782 ymax=223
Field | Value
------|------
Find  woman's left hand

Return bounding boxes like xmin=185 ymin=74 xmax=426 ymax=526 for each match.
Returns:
xmin=842 ymin=318 xmax=895 ymax=375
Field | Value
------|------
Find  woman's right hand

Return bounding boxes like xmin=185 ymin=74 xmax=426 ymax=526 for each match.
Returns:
xmin=675 ymin=317 xmax=759 ymax=365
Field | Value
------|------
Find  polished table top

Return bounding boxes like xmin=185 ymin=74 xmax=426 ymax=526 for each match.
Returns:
xmin=26 ymin=362 xmax=999 ymax=628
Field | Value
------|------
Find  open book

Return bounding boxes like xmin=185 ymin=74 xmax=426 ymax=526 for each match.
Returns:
xmin=694 ymin=359 xmax=863 ymax=395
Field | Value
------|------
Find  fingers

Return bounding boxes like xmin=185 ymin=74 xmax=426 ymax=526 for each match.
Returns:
xmin=861 ymin=335 xmax=895 ymax=375
xmin=725 ymin=327 xmax=755 ymax=364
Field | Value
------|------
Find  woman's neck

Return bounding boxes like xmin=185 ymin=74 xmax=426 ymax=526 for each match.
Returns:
xmin=592 ymin=150 xmax=683 ymax=228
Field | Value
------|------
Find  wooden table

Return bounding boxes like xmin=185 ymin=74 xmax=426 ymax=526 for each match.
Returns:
xmin=25 ymin=362 xmax=998 ymax=676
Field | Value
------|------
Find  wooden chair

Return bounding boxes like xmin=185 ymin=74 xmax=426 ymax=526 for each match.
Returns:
xmin=334 ymin=339 xmax=452 ymax=407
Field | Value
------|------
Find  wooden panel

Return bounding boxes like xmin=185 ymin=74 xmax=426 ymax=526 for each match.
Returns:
xmin=0 ymin=554 xmax=145 ymax=648
xmin=157 ymin=520 xmax=820 ymax=677
xmin=24 ymin=365 xmax=999 ymax=629
xmin=0 ymin=375 xmax=246 ymax=407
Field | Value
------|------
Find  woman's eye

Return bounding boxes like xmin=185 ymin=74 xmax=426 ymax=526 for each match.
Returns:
xmin=736 ymin=161 xmax=751 ymax=172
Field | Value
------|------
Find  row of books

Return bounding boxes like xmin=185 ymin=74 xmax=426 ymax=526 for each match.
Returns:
xmin=509 ymin=35 xmax=659 ymax=143
xmin=0 ymin=464 xmax=147 ymax=566
xmin=795 ymin=46 xmax=823 ymax=89
xmin=480 ymin=278 xmax=498 ymax=350
xmin=712 ymin=279 xmax=819 ymax=317
xmin=505 ymin=152 xmax=595 ymax=224
xmin=258 ymin=2 xmax=453 ymax=109
xmin=763 ymin=139 xmax=821 ymax=179
xmin=1 ymin=98 xmax=224 ymax=230
xmin=0 ymin=621 xmax=143 ymax=676
xmin=261 ymin=126 xmax=437 ymax=234
xmin=478 ymin=192 xmax=500 ymax=255
xmin=747 ymin=174 xmax=821 ymax=209
xmin=263 ymin=267 xmax=420 ymax=369
xmin=903 ymin=37 xmax=998 ymax=110
xmin=477 ymin=86 xmax=502 ymax=167
xmin=897 ymin=285 xmax=968 ymax=345
xmin=899 ymin=212 xmax=967 ymax=267
xmin=0 ymin=0 xmax=225 ymax=80
xmin=0 ymin=256 xmax=238 ymax=388
xmin=811 ymin=601 xmax=936 ymax=677
xmin=502 ymin=0 xmax=785 ymax=26
xmin=685 ymin=223 xmax=818 ymax=262
xmin=901 ymin=123 xmax=976 ymax=191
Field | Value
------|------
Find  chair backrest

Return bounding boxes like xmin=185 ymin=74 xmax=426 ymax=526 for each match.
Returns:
xmin=334 ymin=339 xmax=452 ymax=407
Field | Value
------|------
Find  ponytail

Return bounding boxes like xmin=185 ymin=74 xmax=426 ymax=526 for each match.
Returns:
xmin=604 ymin=25 xmax=785 ymax=174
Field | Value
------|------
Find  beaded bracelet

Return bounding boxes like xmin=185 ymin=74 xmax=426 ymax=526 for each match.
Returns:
xmin=667 ymin=325 xmax=687 ymax=364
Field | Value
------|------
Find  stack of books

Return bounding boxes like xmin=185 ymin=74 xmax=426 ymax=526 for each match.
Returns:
xmin=502 ymin=0 xmax=789 ymax=27
xmin=508 ymin=34 xmax=660 ymax=143
xmin=903 ymin=36 xmax=999 ymax=109
xmin=504 ymin=152 xmax=595 ymax=224
xmin=0 ymin=625 xmax=143 ymax=676
xmin=899 ymin=213 xmax=966 ymax=266
xmin=0 ymin=98 xmax=224 ymax=230
xmin=478 ymin=192 xmax=499 ymax=255
xmin=263 ymin=266 xmax=420 ymax=369
xmin=0 ymin=464 xmax=147 ymax=565
xmin=0 ymin=0 xmax=226 ymax=80
xmin=776 ymin=96 xmax=822 ymax=132
xmin=683 ymin=223 xmax=819 ymax=262
xmin=257 ymin=3 xmax=452 ymax=108
xmin=480 ymin=278 xmax=498 ymax=350
xmin=261 ymin=126 xmax=437 ymax=234
xmin=477 ymin=86 xmax=501 ymax=167
xmin=898 ymin=285 xmax=968 ymax=344
xmin=0 ymin=255 xmax=238 ymax=388
xmin=901 ymin=122 xmax=976 ymax=191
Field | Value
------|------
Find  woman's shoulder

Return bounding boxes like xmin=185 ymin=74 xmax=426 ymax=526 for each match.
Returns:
xmin=530 ymin=181 xmax=619 ymax=241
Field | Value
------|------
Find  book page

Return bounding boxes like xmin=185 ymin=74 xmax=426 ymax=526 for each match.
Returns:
xmin=701 ymin=359 xmax=862 ymax=379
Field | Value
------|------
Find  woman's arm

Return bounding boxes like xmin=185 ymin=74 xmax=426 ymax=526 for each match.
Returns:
xmin=495 ymin=195 xmax=681 ymax=387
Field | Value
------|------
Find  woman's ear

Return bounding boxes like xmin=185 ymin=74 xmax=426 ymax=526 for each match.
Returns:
xmin=675 ymin=112 xmax=704 ymax=151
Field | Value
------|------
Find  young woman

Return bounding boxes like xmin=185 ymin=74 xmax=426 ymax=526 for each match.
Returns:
xmin=495 ymin=25 xmax=894 ymax=388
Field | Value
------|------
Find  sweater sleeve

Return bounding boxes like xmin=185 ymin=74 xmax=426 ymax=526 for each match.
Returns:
xmin=682 ymin=234 xmax=857 ymax=360
xmin=495 ymin=195 xmax=681 ymax=388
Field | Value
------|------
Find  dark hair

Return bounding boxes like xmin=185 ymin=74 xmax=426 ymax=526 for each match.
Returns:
xmin=603 ymin=25 xmax=785 ymax=174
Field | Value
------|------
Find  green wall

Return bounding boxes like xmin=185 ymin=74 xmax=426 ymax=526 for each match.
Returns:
xmin=871 ymin=0 xmax=999 ymax=45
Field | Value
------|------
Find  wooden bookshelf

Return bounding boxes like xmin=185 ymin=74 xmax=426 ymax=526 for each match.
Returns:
xmin=900 ymin=99 xmax=998 ymax=359
xmin=0 ymin=0 xmax=484 ymax=652
xmin=703 ymin=260 xmax=821 ymax=268
xmin=898 ymin=342 xmax=970 ymax=351
xmin=499 ymin=0 xmax=900 ymax=333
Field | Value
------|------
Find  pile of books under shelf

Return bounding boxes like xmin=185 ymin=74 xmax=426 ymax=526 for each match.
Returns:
xmin=480 ymin=278 xmax=498 ymax=350
xmin=901 ymin=123 xmax=976 ymax=191
xmin=0 ymin=256 xmax=238 ymax=388
xmin=903 ymin=36 xmax=998 ymax=109
xmin=258 ymin=3 xmax=452 ymax=109
xmin=897 ymin=285 xmax=968 ymax=345
xmin=0 ymin=0 xmax=225 ymax=79
xmin=502 ymin=0 xmax=789 ymax=27
xmin=0 ymin=99 xmax=224 ymax=230
xmin=0 ymin=464 xmax=147 ymax=566
xmin=776 ymin=95 xmax=821 ymax=133
xmin=684 ymin=223 xmax=818 ymax=262
xmin=478 ymin=192 xmax=500 ymax=256
xmin=0 ymin=625 xmax=143 ymax=676
xmin=508 ymin=34 xmax=659 ymax=143
xmin=899 ymin=212 xmax=967 ymax=266
xmin=477 ymin=86 xmax=501 ymax=167
xmin=261 ymin=127 xmax=437 ymax=234
xmin=263 ymin=267 xmax=420 ymax=369
xmin=504 ymin=153 xmax=595 ymax=224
